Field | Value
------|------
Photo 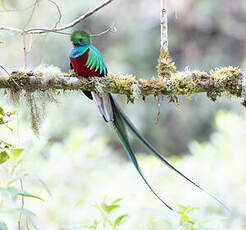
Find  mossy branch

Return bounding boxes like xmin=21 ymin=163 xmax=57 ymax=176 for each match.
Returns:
xmin=0 ymin=65 xmax=245 ymax=102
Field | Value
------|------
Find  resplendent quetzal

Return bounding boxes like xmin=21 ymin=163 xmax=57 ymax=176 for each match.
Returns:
xmin=69 ymin=31 xmax=230 ymax=212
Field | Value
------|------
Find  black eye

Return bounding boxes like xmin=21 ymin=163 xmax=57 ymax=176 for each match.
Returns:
xmin=79 ymin=39 xmax=83 ymax=42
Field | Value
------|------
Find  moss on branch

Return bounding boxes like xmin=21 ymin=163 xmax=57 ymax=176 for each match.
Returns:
xmin=0 ymin=65 xmax=245 ymax=102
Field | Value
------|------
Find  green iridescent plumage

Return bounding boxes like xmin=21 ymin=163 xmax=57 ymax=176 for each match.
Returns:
xmin=71 ymin=31 xmax=91 ymax=45
xmin=70 ymin=31 xmax=107 ymax=75
xmin=86 ymin=45 xmax=107 ymax=75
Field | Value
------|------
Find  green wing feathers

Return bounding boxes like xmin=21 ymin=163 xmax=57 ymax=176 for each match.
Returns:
xmin=86 ymin=45 xmax=107 ymax=75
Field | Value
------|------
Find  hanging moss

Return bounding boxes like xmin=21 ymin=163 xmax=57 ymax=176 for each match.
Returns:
xmin=26 ymin=93 xmax=41 ymax=136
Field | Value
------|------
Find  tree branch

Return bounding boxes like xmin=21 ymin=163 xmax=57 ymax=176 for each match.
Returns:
xmin=47 ymin=0 xmax=62 ymax=28
xmin=0 ymin=26 xmax=22 ymax=33
xmin=24 ymin=0 xmax=39 ymax=28
xmin=0 ymin=0 xmax=113 ymax=35
xmin=0 ymin=0 xmax=113 ymax=68
xmin=91 ymin=23 xmax=117 ymax=37
xmin=38 ymin=0 xmax=113 ymax=34
xmin=0 ymin=66 xmax=245 ymax=103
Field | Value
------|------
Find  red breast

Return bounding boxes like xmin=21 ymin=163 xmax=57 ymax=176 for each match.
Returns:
xmin=70 ymin=49 xmax=102 ymax=78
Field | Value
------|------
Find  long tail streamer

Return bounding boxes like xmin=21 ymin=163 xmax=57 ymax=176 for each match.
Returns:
xmin=109 ymin=94 xmax=231 ymax=214
xmin=110 ymin=95 xmax=173 ymax=210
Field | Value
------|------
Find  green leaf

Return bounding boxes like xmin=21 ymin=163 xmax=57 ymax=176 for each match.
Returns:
xmin=186 ymin=206 xmax=199 ymax=213
xmin=0 ymin=151 xmax=9 ymax=164
xmin=9 ymin=148 xmax=23 ymax=160
xmin=38 ymin=178 xmax=52 ymax=197
xmin=0 ymin=221 xmax=8 ymax=230
xmin=17 ymin=208 xmax=46 ymax=230
xmin=83 ymin=225 xmax=97 ymax=230
xmin=181 ymin=214 xmax=190 ymax=222
xmin=0 ymin=118 xmax=4 ymax=125
xmin=113 ymin=215 xmax=127 ymax=228
xmin=103 ymin=204 xmax=120 ymax=214
xmin=8 ymin=173 xmax=28 ymax=186
xmin=105 ymin=217 xmax=113 ymax=227
xmin=198 ymin=220 xmax=210 ymax=227
xmin=18 ymin=191 xmax=44 ymax=201
xmin=177 ymin=205 xmax=187 ymax=214
xmin=112 ymin=198 xmax=123 ymax=204
xmin=3 ymin=124 xmax=13 ymax=132
xmin=93 ymin=220 xmax=99 ymax=227
xmin=3 ymin=187 xmax=43 ymax=202
xmin=0 ymin=106 xmax=5 ymax=116
xmin=0 ymin=141 xmax=12 ymax=148
xmin=7 ymin=110 xmax=17 ymax=116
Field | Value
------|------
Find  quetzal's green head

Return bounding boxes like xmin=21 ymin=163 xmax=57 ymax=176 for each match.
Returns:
xmin=71 ymin=31 xmax=91 ymax=46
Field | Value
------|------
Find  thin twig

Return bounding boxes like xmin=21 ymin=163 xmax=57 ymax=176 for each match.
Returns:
xmin=16 ymin=112 xmax=20 ymax=147
xmin=0 ymin=138 xmax=12 ymax=147
xmin=27 ymin=0 xmax=113 ymax=34
xmin=160 ymin=0 xmax=168 ymax=51
xmin=0 ymin=26 xmax=71 ymax=36
xmin=0 ymin=0 xmax=114 ymax=36
xmin=47 ymin=0 xmax=62 ymax=28
xmin=0 ymin=65 xmax=10 ymax=76
xmin=24 ymin=0 xmax=39 ymax=28
xmin=24 ymin=29 xmax=71 ymax=35
xmin=26 ymin=217 xmax=30 ymax=230
xmin=0 ymin=26 xmax=22 ymax=33
xmin=155 ymin=95 xmax=161 ymax=124
xmin=0 ymin=1 xmax=40 ymax=13
xmin=42 ymin=0 xmax=113 ymax=33
xmin=91 ymin=23 xmax=117 ymax=37
xmin=27 ymin=23 xmax=117 ymax=37
xmin=18 ymin=179 xmax=25 ymax=230
xmin=27 ymin=34 xmax=33 ymax=53
xmin=22 ymin=31 xmax=28 ymax=68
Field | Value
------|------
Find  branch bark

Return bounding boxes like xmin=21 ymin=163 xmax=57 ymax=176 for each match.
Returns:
xmin=0 ymin=66 xmax=244 ymax=103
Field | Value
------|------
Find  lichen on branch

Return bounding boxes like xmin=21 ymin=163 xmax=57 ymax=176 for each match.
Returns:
xmin=0 ymin=65 xmax=245 ymax=103
xmin=157 ymin=48 xmax=176 ymax=79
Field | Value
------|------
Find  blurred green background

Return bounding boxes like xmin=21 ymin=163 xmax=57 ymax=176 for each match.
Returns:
xmin=0 ymin=0 xmax=246 ymax=229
